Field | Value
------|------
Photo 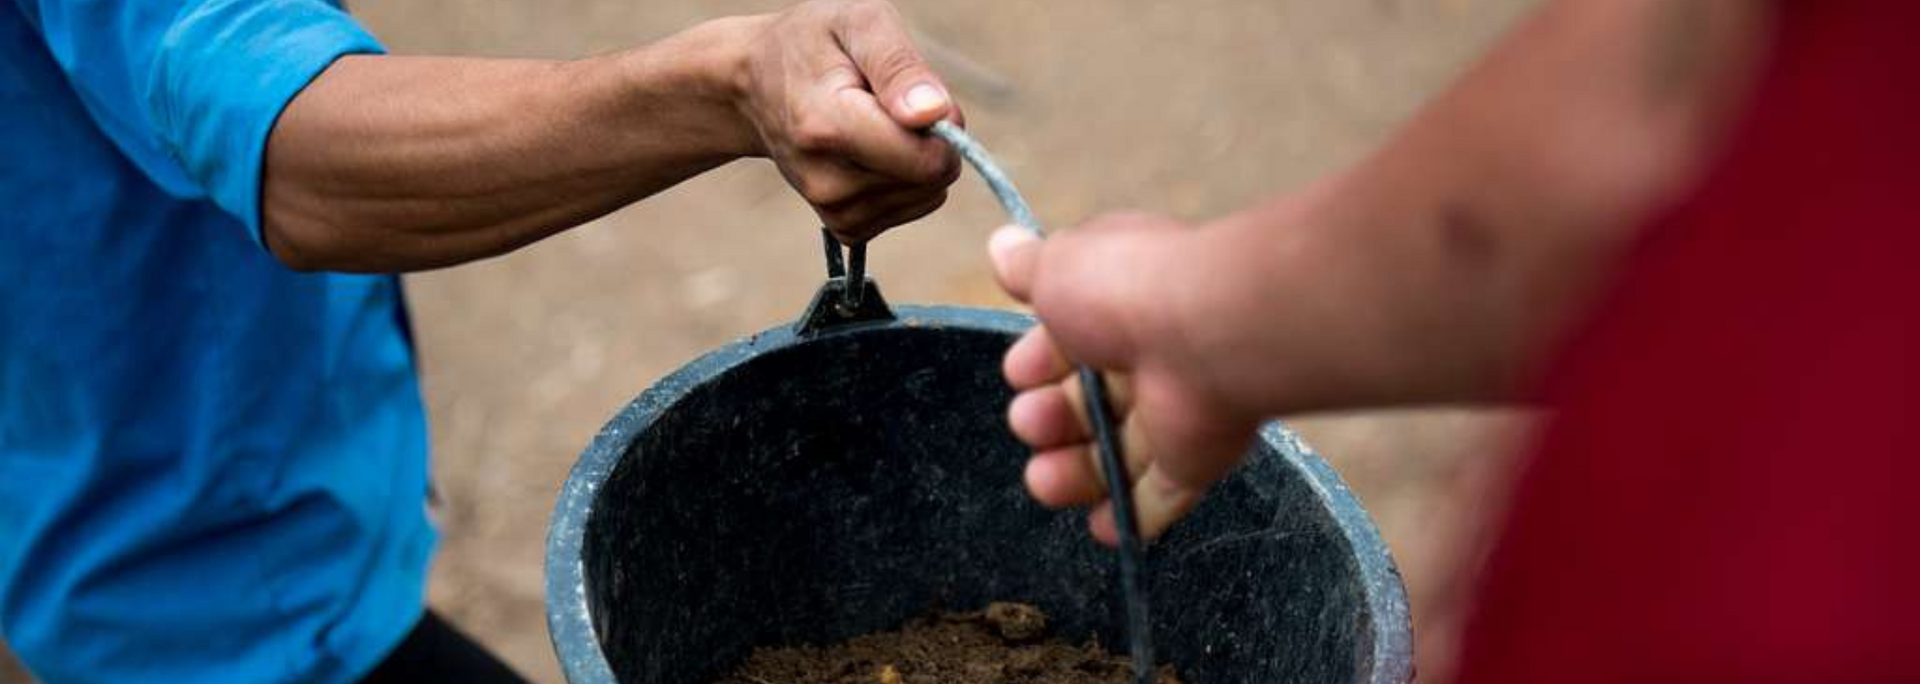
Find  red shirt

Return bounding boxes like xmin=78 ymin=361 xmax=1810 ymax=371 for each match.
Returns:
xmin=1457 ymin=2 xmax=1920 ymax=682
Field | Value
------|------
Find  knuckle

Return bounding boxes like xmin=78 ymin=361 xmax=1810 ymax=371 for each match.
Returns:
xmin=894 ymin=145 xmax=957 ymax=185
xmin=832 ymin=214 xmax=884 ymax=242
xmin=931 ymin=151 xmax=962 ymax=186
xmin=913 ymin=187 xmax=944 ymax=211
xmin=888 ymin=190 xmax=948 ymax=228
xmin=916 ymin=187 xmax=951 ymax=214
xmin=788 ymin=116 xmax=843 ymax=152
xmin=820 ymin=207 xmax=859 ymax=234
xmin=794 ymin=173 xmax=848 ymax=206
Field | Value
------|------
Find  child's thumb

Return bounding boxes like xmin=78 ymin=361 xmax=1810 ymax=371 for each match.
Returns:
xmin=988 ymin=225 xmax=1041 ymax=302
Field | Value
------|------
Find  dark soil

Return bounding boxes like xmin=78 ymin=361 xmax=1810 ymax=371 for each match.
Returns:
xmin=713 ymin=603 xmax=1180 ymax=684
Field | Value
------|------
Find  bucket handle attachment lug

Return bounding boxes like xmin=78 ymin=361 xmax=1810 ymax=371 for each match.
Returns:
xmin=796 ymin=229 xmax=895 ymax=335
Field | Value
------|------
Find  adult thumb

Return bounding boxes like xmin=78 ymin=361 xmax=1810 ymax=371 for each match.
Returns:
xmin=836 ymin=3 xmax=953 ymax=127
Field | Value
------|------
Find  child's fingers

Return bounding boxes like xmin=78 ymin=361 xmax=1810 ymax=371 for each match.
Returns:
xmin=1003 ymin=327 xmax=1071 ymax=390
xmin=1057 ymin=370 xmax=1134 ymax=437
xmin=1060 ymin=372 xmax=1150 ymax=485
xmin=1024 ymin=445 xmax=1107 ymax=508
xmin=1132 ymin=465 xmax=1205 ymax=540
xmin=1133 ymin=393 xmax=1258 ymax=502
xmin=1085 ymin=464 xmax=1203 ymax=545
xmin=1088 ymin=501 xmax=1119 ymax=546
xmin=987 ymin=224 xmax=1042 ymax=302
xmin=1007 ymin=386 xmax=1084 ymax=449
xmin=1020 ymin=402 xmax=1153 ymax=507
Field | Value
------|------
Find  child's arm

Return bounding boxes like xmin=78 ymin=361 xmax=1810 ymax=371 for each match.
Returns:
xmin=990 ymin=0 xmax=1774 ymax=544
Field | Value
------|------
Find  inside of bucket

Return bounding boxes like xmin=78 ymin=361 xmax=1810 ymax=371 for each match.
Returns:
xmin=581 ymin=323 xmax=1377 ymax=683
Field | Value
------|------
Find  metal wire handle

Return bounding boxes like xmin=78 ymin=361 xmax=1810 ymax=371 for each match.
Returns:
xmin=928 ymin=120 xmax=1157 ymax=684
xmin=821 ymin=230 xmax=868 ymax=314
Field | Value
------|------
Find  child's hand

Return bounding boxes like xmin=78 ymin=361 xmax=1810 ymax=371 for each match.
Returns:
xmin=988 ymin=213 xmax=1264 ymax=545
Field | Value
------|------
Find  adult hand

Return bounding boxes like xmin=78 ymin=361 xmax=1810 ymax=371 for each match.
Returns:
xmin=987 ymin=213 xmax=1265 ymax=546
xmin=737 ymin=0 xmax=963 ymax=244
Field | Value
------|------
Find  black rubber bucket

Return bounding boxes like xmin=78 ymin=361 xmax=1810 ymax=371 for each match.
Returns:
xmin=545 ymin=274 xmax=1412 ymax=684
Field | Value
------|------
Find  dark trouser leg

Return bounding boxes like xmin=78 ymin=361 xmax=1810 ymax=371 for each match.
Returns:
xmin=360 ymin=609 xmax=530 ymax=684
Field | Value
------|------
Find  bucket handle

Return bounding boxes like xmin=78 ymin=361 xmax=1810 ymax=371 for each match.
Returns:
xmin=926 ymin=120 xmax=1157 ymax=684
xmin=821 ymin=229 xmax=867 ymax=312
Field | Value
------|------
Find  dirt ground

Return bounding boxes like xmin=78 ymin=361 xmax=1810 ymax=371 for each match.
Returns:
xmin=1 ymin=2 xmax=1540 ymax=683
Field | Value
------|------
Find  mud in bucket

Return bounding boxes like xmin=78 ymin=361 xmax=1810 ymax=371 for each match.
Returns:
xmin=543 ymin=256 xmax=1413 ymax=683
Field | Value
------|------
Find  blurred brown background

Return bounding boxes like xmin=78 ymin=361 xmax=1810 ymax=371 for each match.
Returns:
xmin=0 ymin=1 xmax=1541 ymax=682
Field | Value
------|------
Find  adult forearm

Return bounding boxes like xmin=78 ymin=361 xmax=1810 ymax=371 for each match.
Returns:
xmin=262 ymin=17 xmax=762 ymax=272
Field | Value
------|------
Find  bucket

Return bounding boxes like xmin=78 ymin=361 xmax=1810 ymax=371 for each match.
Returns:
xmin=545 ymin=263 xmax=1412 ymax=684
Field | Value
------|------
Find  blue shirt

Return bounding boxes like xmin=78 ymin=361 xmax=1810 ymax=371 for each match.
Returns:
xmin=0 ymin=2 xmax=435 ymax=683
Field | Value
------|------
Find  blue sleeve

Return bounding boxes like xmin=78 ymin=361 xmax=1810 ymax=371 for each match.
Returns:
xmin=12 ymin=0 xmax=384 ymax=244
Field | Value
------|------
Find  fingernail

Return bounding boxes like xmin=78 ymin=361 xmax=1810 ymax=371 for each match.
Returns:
xmin=988 ymin=225 xmax=1037 ymax=264
xmin=903 ymin=83 xmax=949 ymax=117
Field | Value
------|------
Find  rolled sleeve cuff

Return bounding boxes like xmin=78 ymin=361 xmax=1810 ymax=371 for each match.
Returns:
xmin=149 ymin=0 xmax=385 ymax=246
